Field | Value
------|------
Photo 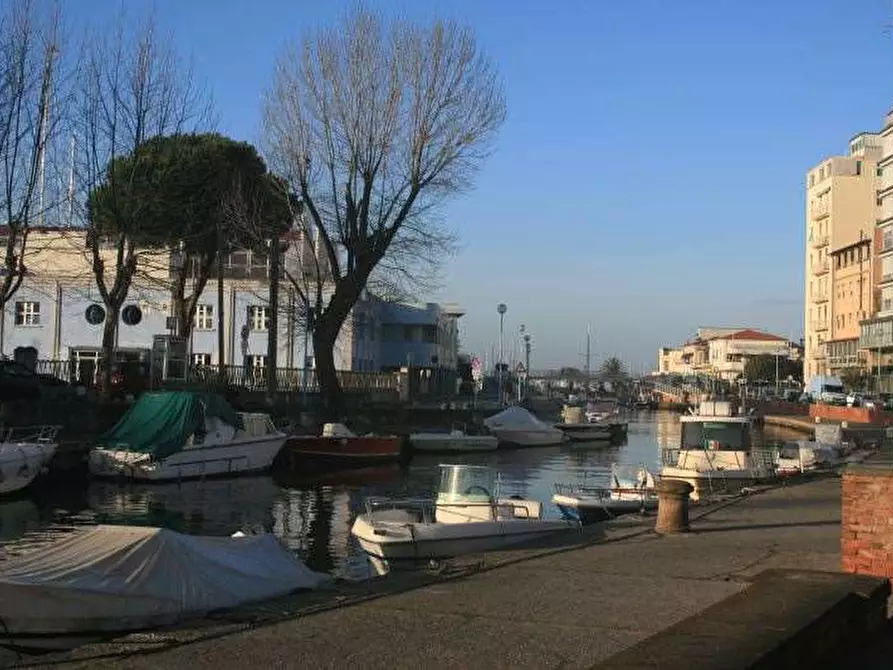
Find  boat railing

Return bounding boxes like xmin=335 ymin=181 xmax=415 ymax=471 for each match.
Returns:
xmin=364 ymin=495 xmax=540 ymax=522
xmin=2 ymin=424 xmax=61 ymax=444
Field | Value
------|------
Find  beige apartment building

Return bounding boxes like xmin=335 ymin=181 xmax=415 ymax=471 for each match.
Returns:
xmin=804 ymin=132 xmax=881 ymax=379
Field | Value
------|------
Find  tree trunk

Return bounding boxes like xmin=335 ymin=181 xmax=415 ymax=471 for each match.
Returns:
xmin=100 ymin=306 xmax=119 ymax=400
xmin=312 ymin=323 xmax=340 ymax=419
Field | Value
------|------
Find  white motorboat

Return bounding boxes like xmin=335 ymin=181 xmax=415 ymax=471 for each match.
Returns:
xmin=660 ymin=399 xmax=775 ymax=501
xmin=89 ymin=391 xmax=286 ymax=482
xmin=409 ymin=427 xmax=498 ymax=453
xmin=482 ymin=406 xmax=567 ymax=447
xmin=351 ymin=464 xmax=579 ymax=562
xmin=554 ymin=405 xmax=612 ymax=442
xmin=775 ymin=440 xmax=846 ymax=476
xmin=0 ymin=426 xmax=59 ymax=495
xmin=0 ymin=525 xmax=329 ymax=652
xmin=553 ymin=463 xmax=658 ymax=524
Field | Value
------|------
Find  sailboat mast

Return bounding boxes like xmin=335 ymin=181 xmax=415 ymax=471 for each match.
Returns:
xmin=585 ymin=324 xmax=591 ymax=382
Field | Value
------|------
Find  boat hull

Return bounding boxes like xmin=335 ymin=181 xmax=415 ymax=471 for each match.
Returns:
xmin=552 ymin=493 xmax=657 ymax=524
xmin=88 ymin=436 xmax=287 ymax=482
xmin=555 ymin=423 xmax=612 ymax=442
xmin=490 ymin=428 xmax=566 ymax=448
xmin=0 ymin=442 xmax=57 ymax=495
xmin=660 ymin=467 xmax=771 ymax=501
xmin=351 ymin=515 xmax=579 ymax=561
xmin=282 ymin=435 xmax=402 ymax=468
xmin=410 ymin=434 xmax=498 ymax=453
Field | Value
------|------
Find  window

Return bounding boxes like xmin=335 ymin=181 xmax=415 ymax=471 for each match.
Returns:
xmin=14 ymin=301 xmax=40 ymax=326
xmin=249 ymin=306 xmax=269 ymax=331
xmin=856 ymin=160 xmax=862 ymax=176
xmin=884 ymin=228 xmax=893 ymax=252
xmin=809 ymin=174 xmax=815 ymax=187
xmin=192 ymin=353 xmax=211 ymax=366
xmin=879 ymin=168 xmax=885 ymax=177
xmin=194 ymin=304 xmax=214 ymax=330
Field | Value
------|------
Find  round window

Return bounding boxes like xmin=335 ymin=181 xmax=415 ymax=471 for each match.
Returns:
xmin=85 ymin=304 xmax=106 ymax=325
xmin=121 ymin=305 xmax=143 ymax=326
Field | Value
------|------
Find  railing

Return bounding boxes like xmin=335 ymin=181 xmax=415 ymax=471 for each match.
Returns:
xmin=812 ymin=261 xmax=829 ymax=275
xmin=29 ymin=359 xmax=401 ymax=395
xmin=811 ymin=235 xmax=829 ymax=248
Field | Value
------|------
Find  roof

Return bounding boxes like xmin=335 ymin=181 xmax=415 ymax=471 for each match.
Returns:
xmin=720 ymin=329 xmax=786 ymax=342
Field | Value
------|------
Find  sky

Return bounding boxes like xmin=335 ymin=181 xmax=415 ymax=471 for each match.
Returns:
xmin=60 ymin=0 xmax=893 ymax=372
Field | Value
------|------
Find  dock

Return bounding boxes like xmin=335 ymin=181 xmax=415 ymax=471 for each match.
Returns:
xmin=19 ymin=475 xmax=876 ymax=670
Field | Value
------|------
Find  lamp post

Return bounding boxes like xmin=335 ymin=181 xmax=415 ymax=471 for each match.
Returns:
xmin=497 ymin=303 xmax=507 ymax=405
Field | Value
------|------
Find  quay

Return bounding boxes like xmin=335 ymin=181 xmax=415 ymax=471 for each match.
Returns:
xmin=19 ymin=474 xmax=889 ymax=670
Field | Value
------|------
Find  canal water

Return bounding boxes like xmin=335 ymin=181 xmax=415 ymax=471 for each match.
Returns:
xmin=0 ymin=411 xmax=792 ymax=580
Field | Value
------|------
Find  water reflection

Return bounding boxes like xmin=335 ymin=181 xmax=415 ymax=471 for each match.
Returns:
xmin=0 ymin=411 xmax=757 ymax=580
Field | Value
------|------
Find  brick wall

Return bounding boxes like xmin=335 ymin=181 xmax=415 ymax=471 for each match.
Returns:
xmin=842 ymin=466 xmax=893 ymax=579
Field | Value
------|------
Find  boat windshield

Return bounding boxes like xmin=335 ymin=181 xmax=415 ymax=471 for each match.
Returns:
xmin=681 ymin=421 xmax=750 ymax=450
xmin=437 ymin=464 xmax=498 ymax=502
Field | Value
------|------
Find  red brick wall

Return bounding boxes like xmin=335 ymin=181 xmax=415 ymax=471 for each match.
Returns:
xmin=841 ymin=470 xmax=893 ymax=579
xmin=810 ymin=404 xmax=890 ymax=425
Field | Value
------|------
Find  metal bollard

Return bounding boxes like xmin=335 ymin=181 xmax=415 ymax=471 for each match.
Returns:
xmin=655 ymin=479 xmax=694 ymax=534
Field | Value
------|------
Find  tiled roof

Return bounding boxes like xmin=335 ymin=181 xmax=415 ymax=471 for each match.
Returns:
xmin=721 ymin=329 xmax=786 ymax=342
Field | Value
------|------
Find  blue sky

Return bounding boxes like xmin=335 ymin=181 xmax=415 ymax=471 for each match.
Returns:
xmin=62 ymin=0 xmax=893 ymax=371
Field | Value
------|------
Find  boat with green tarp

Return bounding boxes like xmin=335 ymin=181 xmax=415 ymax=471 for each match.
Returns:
xmin=88 ymin=391 xmax=286 ymax=481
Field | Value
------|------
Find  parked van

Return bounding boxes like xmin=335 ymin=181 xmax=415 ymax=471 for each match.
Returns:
xmin=805 ymin=375 xmax=847 ymax=405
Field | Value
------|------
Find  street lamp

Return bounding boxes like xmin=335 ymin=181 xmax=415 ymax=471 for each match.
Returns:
xmin=497 ymin=303 xmax=507 ymax=405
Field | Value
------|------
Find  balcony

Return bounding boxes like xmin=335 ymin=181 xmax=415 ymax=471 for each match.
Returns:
xmin=880 ymin=273 xmax=893 ymax=287
xmin=811 ymin=320 xmax=829 ymax=332
xmin=811 ymin=235 xmax=829 ymax=249
xmin=811 ymin=202 xmax=829 ymax=220
xmin=813 ymin=291 xmax=829 ymax=303
xmin=812 ymin=260 xmax=830 ymax=276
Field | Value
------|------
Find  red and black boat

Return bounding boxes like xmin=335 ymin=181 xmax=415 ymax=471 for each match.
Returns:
xmin=282 ymin=423 xmax=403 ymax=470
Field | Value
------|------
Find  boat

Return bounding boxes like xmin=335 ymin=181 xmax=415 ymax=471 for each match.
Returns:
xmin=775 ymin=440 xmax=846 ymax=476
xmin=88 ymin=391 xmax=286 ymax=482
xmin=0 ymin=426 xmax=59 ymax=495
xmin=0 ymin=525 xmax=329 ymax=652
xmin=283 ymin=423 xmax=402 ymax=468
xmin=554 ymin=405 xmax=612 ymax=442
xmin=350 ymin=463 xmax=579 ymax=562
xmin=482 ymin=406 xmax=567 ymax=447
xmin=553 ymin=463 xmax=658 ymax=524
xmin=659 ymin=399 xmax=775 ymax=501
xmin=409 ymin=426 xmax=498 ymax=453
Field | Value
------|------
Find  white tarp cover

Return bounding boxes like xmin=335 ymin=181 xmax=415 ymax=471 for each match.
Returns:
xmin=483 ymin=406 xmax=549 ymax=429
xmin=0 ymin=525 xmax=330 ymax=635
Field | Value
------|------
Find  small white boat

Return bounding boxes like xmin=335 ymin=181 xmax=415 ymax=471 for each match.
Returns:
xmin=553 ymin=463 xmax=658 ymax=524
xmin=351 ymin=464 xmax=579 ymax=562
xmin=89 ymin=391 xmax=286 ymax=482
xmin=483 ymin=406 xmax=567 ymax=447
xmin=660 ymin=399 xmax=775 ymax=501
xmin=0 ymin=426 xmax=59 ymax=495
xmin=775 ymin=440 xmax=845 ymax=476
xmin=409 ymin=427 xmax=498 ymax=453
xmin=0 ymin=525 xmax=329 ymax=652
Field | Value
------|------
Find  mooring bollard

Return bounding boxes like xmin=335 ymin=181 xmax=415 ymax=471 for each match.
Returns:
xmin=655 ymin=479 xmax=694 ymax=534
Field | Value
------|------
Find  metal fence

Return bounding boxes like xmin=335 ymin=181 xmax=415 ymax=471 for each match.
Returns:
xmin=31 ymin=359 xmax=401 ymax=395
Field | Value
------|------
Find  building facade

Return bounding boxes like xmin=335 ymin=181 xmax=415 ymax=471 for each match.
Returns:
xmin=657 ymin=327 xmax=796 ymax=380
xmin=804 ymin=132 xmax=882 ymax=379
xmin=0 ymin=229 xmax=464 ymax=381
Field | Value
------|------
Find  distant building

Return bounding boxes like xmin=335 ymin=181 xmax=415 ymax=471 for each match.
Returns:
xmin=0 ymin=228 xmax=464 ymax=382
xmin=657 ymin=327 xmax=797 ymax=380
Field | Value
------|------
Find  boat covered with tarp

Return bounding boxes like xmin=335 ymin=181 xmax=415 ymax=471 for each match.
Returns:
xmin=88 ymin=391 xmax=286 ymax=481
xmin=0 ymin=525 xmax=329 ymax=652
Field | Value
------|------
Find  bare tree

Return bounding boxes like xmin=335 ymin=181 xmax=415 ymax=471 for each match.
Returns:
xmin=0 ymin=0 xmax=66 ymax=352
xmin=263 ymin=9 xmax=505 ymax=413
xmin=72 ymin=11 xmax=211 ymax=395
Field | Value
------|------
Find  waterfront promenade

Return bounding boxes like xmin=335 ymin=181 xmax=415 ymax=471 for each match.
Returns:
xmin=19 ymin=476 xmax=847 ymax=670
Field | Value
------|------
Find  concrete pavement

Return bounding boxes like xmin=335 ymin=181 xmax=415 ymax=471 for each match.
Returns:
xmin=14 ymin=476 xmax=844 ymax=670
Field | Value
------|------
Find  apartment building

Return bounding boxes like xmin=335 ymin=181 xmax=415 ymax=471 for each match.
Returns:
xmin=657 ymin=327 xmax=795 ymax=380
xmin=804 ymin=132 xmax=882 ymax=379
